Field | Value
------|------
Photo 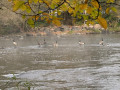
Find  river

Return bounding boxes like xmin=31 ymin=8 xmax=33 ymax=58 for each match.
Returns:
xmin=0 ymin=34 xmax=120 ymax=90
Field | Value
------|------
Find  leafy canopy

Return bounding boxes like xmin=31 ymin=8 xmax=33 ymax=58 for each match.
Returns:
xmin=8 ymin=0 xmax=119 ymax=29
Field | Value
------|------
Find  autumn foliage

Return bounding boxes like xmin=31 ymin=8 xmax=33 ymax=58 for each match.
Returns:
xmin=8 ymin=0 xmax=118 ymax=29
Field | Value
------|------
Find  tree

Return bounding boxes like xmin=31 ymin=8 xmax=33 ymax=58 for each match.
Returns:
xmin=7 ymin=0 xmax=120 ymax=29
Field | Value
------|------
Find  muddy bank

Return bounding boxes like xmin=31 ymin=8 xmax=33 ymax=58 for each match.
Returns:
xmin=0 ymin=25 xmax=119 ymax=37
xmin=24 ymin=25 xmax=109 ymax=36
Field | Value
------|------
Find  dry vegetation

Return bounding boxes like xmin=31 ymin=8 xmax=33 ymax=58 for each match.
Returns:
xmin=0 ymin=0 xmax=25 ymax=35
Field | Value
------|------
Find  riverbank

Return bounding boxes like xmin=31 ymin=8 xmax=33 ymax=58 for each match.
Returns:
xmin=0 ymin=25 xmax=120 ymax=37
xmin=23 ymin=25 xmax=120 ymax=36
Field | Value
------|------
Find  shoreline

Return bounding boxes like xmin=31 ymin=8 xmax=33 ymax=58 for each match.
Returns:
xmin=0 ymin=25 xmax=120 ymax=37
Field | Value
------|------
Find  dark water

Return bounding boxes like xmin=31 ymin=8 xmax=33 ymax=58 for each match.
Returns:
xmin=0 ymin=34 xmax=120 ymax=90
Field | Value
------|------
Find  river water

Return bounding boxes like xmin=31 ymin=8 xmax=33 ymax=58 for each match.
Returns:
xmin=0 ymin=34 xmax=120 ymax=90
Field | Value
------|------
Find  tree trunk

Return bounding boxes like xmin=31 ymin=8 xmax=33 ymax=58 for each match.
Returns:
xmin=62 ymin=11 xmax=73 ymax=25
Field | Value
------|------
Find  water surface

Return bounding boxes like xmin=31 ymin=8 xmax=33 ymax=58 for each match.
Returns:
xmin=0 ymin=34 xmax=120 ymax=90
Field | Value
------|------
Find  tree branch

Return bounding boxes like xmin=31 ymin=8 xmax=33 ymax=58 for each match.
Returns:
xmin=65 ymin=1 xmax=75 ymax=9
xmin=27 ymin=0 xmax=36 ymax=14
xmin=99 ymin=1 xmax=120 ymax=6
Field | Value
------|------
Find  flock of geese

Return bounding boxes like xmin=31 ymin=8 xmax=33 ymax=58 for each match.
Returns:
xmin=0 ymin=37 xmax=105 ymax=49
xmin=79 ymin=38 xmax=104 ymax=45
xmin=14 ymin=38 xmax=104 ymax=47
xmin=12 ymin=38 xmax=58 ymax=48
xmin=36 ymin=38 xmax=58 ymax=47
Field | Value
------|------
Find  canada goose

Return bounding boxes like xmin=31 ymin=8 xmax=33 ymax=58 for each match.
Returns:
xmin=99 ymin=38 xmax=104 ymax=45
xmin=79 ymin=40 xmax=85 ymax=45
xmin=43 ymin=38 xmax=47 ymax=45
xmin=19 ymin=36 xmax=24 ymax=40
xmin=37 ymin=42 xmax=42 ymax=47
xmin=0 ymin=46 xmax=4 ymax=49
xmin=35 ymin=39 xmax=41 ymax=47
xmin=13 ymin=40 xmax=17 ymax=47
xmin=53 ymin=41 xmax=58 ymax=47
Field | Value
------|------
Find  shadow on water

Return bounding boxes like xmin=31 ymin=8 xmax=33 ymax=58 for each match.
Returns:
xmin=0 ymin=34 xmax=120 ymax=89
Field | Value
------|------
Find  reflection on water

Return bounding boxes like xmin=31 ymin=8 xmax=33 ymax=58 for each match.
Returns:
xmin=0 ymin=34 xmax=120 ymax=89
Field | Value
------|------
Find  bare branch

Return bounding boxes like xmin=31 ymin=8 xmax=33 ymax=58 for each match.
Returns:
xmin=27 ymin=0 xmax=36 ymax=14
xmin=99 ymin=1 xmax=120 ymax=6
xmin=65 ymin=1 xmax=75 ymax=9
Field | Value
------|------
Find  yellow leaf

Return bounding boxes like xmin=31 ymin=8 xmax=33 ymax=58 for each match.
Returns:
xmin=22 ymin=15 xmax=26 ymax=19
xmin=13 ymin=0 xmax=18 ymax=4
xmin=8 ymin=0 xmax=12 ymax=1
xmin=97 ymin=16 xmax=107 ymax=29
xmin=111 ymin=7 xmax=117 ymax=12
xmin=72 ymin=18 xmax=76 ymax=24
xmin=31 ymin=16 xmax=40 ymax=20
xmin=50 ymin=3 xmax=55 ymax=9
xmin=44 ymin=0 xmax=50 ymax=6
xmin=57 ymin=10 xmax=61 ymax=15
xmin=35 ymin=16 xmax=40 ymax=20
xmin=85 ymin=0 xmax=88 ymax=3
xmin=13 ymin=0 xmax=25 ymax=11
xmin=106 ymin=7 xmax=110 ymax=14
xmin=60 ymin=3 xmax=68 ymax=11
xmin=28 ymin=0 xmax=33 ymax=3
xmin=52 ymin=19 xmax=61 ymax=26
xmin=26 ymin=5 xmax=31 ymax=13
xmin=86 ymin=20 xmax=94 ymax=25
xmin=45 ymin=16 xmax=49 ymax=21
xmin=52 ymin=0 xmax=60 ymax=4
xmin=32 ymin=16 xmax=39 ymax=20
xmin=42 ymin=13 xmax=49 ymax=16
xmin=106 ymin=7 xmax=117 ymax=14
xmin=27 ymin=18 xmax=34 ymax=27
xmin=107 ymin=0 xmax=115 ymax=3
xmin=41 ymin=16 xmax=45 ymax=20
xmin=47 ymin=20 xmax=52 ymax=24
xmin=38 ymin=0 xmax=43 ymax=3
xmin=74 ymin=5 xmax=79 ymax=13
xmin=91 ymin=0 xmax=99 ymax=8
xmin=20 ymin=4 xmax=26 ymax=11
xmin=34 ymin=0 xmax=38 ymax=3
xmin=56 ymin=17 xmax=63 ymax=20
xmin=38 ymin=11 xmax=42 ymax=13
xmin=99 ymin=6 xmax=102 ymax=10
xmin=86 ymin=6 xmax=92 ymax=14
xmin=68 ymin=8 xmax=74 ymax=14
xmin=80 ymin=4 xmax=87 ymax=10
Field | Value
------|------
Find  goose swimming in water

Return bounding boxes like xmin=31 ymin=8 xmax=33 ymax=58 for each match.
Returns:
xmin=0 ymin=46 xmax=4 ymax=49
xmin=43 ymin=38 xmax=47 ymax=45
xmin=99 ymin=38 xmax=104 ymax=45
xmin=79 ymin=40 xmax=85 ymax=45
xmin=13 ymin=40 xmax=17 ymax=46
xmin=37 ymin=42 xmax=41 ymax=47
xmin=53 ymin=41 xmax=58 ymax=47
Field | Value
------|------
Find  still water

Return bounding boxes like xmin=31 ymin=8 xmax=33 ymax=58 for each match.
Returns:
xmin=0 ymin=34 xmax=120 ymax=90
